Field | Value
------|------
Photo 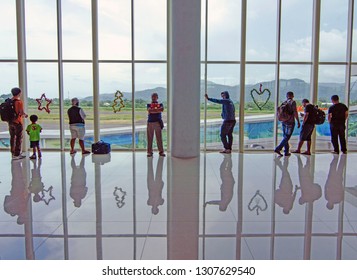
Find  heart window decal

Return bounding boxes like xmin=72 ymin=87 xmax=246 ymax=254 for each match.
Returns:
xmin=250 ymin=84 xmax=271 ymax=111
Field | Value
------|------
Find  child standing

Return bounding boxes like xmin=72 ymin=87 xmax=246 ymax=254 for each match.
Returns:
xmin=26 ymin=115 xmax=42 ymax=159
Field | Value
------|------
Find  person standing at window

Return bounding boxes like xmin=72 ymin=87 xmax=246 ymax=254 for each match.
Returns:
xmin=292 ymin=99 xmax=315 ymax=155
xmin=205 ymin=91 xmax=236 ymax=153
xmin=147 ymin=93 xmax=165 ymax=157
xmin=67 ymin=97 xmax=90 ymax=155
xmin=328 ymin=95 xmax=348 ymax=154
xmin=275 ymin=91 xmax=300 ymax=157
xmin=9 ymin=87 xmax=28 ymax=160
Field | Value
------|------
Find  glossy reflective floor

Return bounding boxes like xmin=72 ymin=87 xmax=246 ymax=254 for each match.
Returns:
xmin=0 ymin=151 xmax=357 ymax=260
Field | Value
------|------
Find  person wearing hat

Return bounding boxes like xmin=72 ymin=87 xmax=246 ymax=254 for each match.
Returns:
xmin=205 ymin=91 xmax=236 ymax=153
xmin=9 ymin=87 xmax=28 ymax=160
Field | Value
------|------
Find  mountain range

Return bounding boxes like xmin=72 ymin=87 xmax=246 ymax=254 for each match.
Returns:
xmin=1 ymin=79 xmax=354 ymax=103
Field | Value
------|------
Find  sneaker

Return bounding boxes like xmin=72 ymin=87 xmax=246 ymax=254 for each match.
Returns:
xmin=29 ymin=154 xmax=37 ymax=160
xmin=274 ymin=149 xmax=283 ymax=157
xmin=284 ymin=153 xmax=291 ymax=157
xmin=342 ymin=151 xmax=347 ymax=154
xmin=12 ymin=155 xmax=26 ymax=160
xmin=331 ymin=151 xmax=339 ymax=155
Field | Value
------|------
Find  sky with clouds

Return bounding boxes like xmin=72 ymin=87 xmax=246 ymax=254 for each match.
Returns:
xmin=0 ymin=0 xmax=356 ymax=99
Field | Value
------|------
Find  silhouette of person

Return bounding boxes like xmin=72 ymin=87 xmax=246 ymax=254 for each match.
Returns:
xmin=274 ymin=157 xmax=298 ymax=214
xmin=28 ymin=158 xmax=45 ymax=203
xmin=205 ymin=155 xmax=235 ymax=211
xmin=147 ymin=156 xmax=165 ymax=215
xmin=297 ymin=155 xmax=322 ymax=205
xmin=325 ymin=155 xmax=346 ymax=210
xmin=3 ymin=159 xmax=30 ymax=225
xmin=70 ymin=156 xmax=88 ymax=208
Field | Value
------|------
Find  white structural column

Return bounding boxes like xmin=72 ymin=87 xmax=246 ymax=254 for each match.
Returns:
xmin=239 ymin=0 xmax=247 ymax=153
xmin=57 ymin=0 xmax=65 ymax=150
xmin=169 ymin=0 xmax=201 ymax=158
xmin=310 ymin=0 xmax=321 ymax=152
xmin=16 ymin=0 xmax=28 ymax=153
xmin=92 ymin=0 xmax=100 ymax=142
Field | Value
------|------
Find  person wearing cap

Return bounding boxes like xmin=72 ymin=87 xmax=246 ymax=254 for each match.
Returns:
xmin=9 ymin=87 xmax=28 ymax=160
xmin=205 ymin=91 xmax=236 ymax=153
xmin=67 ymin=97 xmax=90 ymax=155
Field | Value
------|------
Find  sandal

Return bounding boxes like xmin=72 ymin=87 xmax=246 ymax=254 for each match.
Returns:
xmin=70 ymin=150 xmax=77 ymax=155
xmin=291 ymin=150 xmax=301 ymax=154
xmin=301 ymin=151 xmax=311 ymax=155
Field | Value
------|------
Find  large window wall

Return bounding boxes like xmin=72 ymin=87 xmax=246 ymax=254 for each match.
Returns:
xmin=0 ymin=0 xmax=357 ymax=152
xmin=0 ymin=0 xmax=166 ymax=150
xmin=201 ymin=0 xmax=357 ymax=152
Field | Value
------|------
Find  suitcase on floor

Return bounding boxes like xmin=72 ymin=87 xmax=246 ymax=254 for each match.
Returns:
xmin=91 ymin=140 xmax=111 ymax=154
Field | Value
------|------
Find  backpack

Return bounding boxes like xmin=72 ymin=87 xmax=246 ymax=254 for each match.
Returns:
xmin=0 ymin=98 xmax=17 ymax=123
xmin=312 ymin=105 xmax=326 ymax=125
xmin=277 ymin=101 xmax=293 ymax=122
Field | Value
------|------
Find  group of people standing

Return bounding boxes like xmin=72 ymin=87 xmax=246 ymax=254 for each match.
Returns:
xmin=4 ymin=87 xmax=349 ymax=158
xmin=274 ymin=92 xmax=349 ymax=156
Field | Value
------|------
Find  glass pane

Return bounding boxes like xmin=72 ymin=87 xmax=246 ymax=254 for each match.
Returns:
xmin=0 ymin=0 xmax=17 ymax=59
xmin=280 ymin=0 xmax=313 ymax=62
xmin=63 ymin=63 xmax=93 ymax=149
xmin=205 ymin=64 xmax=239 ymax=150
xmin=353 ymin=3 xmax=357 ymax=62
xmin=245 ymin=64 xmax=276 ymax=150
xmin=25 ymin=0 xmax=58 ymax=59
xmin=348 ymin=75 xmax=357 ymax=150
xmin=207 ymin=0 xmax=241 ymax=61
xmin=98 ymin=0 xmax=131 ymax=60
xmin=62 ymin=0 xmax=92 ymax=59
xmin=317 ymin=65 xmax=346 ymax=150
xmin=320 ymin=0 xmax=349 ymax=62
xmin=134 ymin=0 xmax=166 ymax=60
xmin=99 ymin=63 xmax=133 ymax=149
xmin=27 ymin=63 xmax=60 ymax=149
xmin=246 ymin=0 xmax=277 ymax=61
xmin=134 ymin=63 xmax=167 ymax=150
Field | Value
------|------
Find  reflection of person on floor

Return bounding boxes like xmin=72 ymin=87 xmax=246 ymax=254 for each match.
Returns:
xmin=325 ymin=155 xmax=346 ymax=210
xmin=3 ymin=160 xmax=30 ymax=225
xmin=274 ymin=158 xmax=298 ymax=214
xmin=205 ymin=155 xmax=235 ymax=211
xmin=147 ymin=156 xmax=165 ymax=215
xmin=28 ymin=158 xmax=44 ymax=203
xmin=70 ymin=156 xmax=88 ymax=208
xmin=297 ymin=156 xmax=322 ymax=205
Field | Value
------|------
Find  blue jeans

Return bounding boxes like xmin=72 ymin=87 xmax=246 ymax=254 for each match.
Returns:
xmin=276 ymin=123 xmax=295 ymax=154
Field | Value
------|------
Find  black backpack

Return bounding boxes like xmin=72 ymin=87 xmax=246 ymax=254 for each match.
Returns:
xmin=313 ymin=105 xmax=326 ymax=125
xmin=0 ymin=98 xmax=17 ymax=123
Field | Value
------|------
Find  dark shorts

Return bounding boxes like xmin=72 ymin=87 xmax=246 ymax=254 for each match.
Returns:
xmin=30 ymin=141 xmax=40 ymax=148
xmin=300 ymin=123 xmax=315 ymax=141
